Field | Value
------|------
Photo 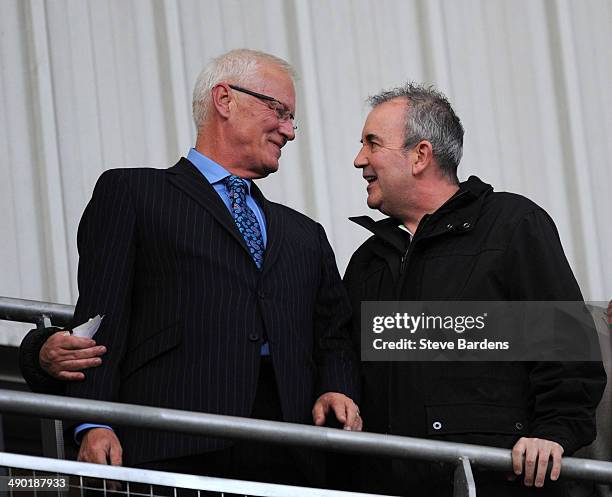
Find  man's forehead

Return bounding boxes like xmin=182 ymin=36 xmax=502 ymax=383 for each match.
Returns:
xmin=254 ymin=65 xmax=296 ymax=109
xmin=362 ymin=99 xmax=406 ymax=137
xmin=370 ymin=98 xmax=407 ymax=118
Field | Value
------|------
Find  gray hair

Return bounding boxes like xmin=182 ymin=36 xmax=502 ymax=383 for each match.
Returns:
xmin=192 ymin=49 xmax=296 ymax=129
xmin=368 ymin=82 xmax=464 ymax=183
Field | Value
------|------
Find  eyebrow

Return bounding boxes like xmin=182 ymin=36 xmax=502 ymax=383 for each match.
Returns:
xmin=266 ymin=93 xmax=293 ymax=115
xmin=281 ymin=100 xmax=295 ymax=117
xmin=271 ymin=97 xmax=295 ymax=119
xmin=229 ymin=84 xmax=294 ymax=116
xmin=363 ymin=133 xmax=382 ymax=144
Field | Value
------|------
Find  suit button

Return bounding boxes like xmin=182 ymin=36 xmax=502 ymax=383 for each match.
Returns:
xmin=462 ymin=222 xmax=471 ymax=229
xmin=446 ymin=223 xmax=453 ymax=230
xmin=248 ymin=333 xmax=259 ymax=342
xmin=432 ymin=421 xmax=442 ymax=430
xmin=515 ymin=422 xmax=524 ymax=430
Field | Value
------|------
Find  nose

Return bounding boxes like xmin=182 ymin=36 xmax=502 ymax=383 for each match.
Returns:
xmin=279 ymin=119 xmax=296 ymax=141
xmin=354 ymin=145 xmax=368 ymax=169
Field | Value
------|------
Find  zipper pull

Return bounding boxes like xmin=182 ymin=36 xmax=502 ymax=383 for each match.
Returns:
xmin=400 ymin=248 xmax=410 ymax=274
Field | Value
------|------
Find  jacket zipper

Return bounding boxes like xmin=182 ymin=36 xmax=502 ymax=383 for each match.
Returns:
xmin=399 ymin=215 xmax=429 ymax=275
xmin=399 ymin=190 xmax=469 ymax=276
xmin=400 ymin=247 xmax=410 ymax=275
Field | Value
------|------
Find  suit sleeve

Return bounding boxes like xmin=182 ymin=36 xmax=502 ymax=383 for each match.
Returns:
xmin=64 ymin=170 xmax=136 ymax=404
xmin=313 ymin=224 xmax=360 ymax=403
xmin=504 ymin=208 xmax=607 ymax=454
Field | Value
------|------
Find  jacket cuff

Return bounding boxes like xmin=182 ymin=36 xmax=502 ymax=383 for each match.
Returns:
xmin=529 ymin=428 xmax=579 ymax=456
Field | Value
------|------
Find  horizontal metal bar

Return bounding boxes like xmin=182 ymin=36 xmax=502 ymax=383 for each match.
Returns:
xmin=0 ymin=452 xmax=390 ymax=497
xmin=0 ymin=297 xmax=74 ymax=327
xmin=0 ymin=390 xmax=611 ymax=484
xmin=0 ymin=374 xmax=25 ymax=385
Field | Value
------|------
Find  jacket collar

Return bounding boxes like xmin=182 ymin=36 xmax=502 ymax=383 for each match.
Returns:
xmin=350 ymin=175 xmax=493 ymax=246
xmin=166 ymin=157 xmax=284 ymax=273
xmin=348 ymin=216 xmax=407 ymax=253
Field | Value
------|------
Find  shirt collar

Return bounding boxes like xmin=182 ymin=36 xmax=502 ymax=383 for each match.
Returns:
xmin=186 ymin=148 xmax=253 ymax=193
xmin=397 ymin=224 xmax=414 ymax=239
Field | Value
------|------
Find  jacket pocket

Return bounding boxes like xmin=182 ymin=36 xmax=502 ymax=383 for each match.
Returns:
xmin=121 ymin=322 xmax=182 ymax=379
xmin=426 ymin=403 xmax=528 ymax=436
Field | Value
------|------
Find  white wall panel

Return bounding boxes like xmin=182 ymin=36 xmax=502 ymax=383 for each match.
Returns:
xmin=0 ymin=0 xmax=610 ymax=314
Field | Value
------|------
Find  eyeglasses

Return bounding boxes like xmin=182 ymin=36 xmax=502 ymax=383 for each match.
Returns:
xmin=228 ymin=84 xmax=297 ymax=130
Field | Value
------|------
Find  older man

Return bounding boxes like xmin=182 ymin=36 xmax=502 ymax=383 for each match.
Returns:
xmin=344 ymin=83 xmax=606 ymax=496
xmin=20 ymin=49 xmax=360 ymax=485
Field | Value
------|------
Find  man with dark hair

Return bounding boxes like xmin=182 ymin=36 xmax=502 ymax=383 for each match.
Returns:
xmin=19 ymin=48 xmax=360 ymax=485
xmin=345 ymin=82 xmax=606 ymax=495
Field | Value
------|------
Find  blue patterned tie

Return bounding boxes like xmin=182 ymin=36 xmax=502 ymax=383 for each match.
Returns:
xmin=225 ymin=175 xmax=265 ymax=270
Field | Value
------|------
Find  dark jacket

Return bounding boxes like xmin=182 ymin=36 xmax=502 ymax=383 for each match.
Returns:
xmin=344 ymin=176 xmax=606 ymax=456
xmin=19 ymin=158 xmax=358 ymax=469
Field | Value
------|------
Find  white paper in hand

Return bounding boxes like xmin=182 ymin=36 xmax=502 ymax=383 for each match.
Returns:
xmin=72 ymin=315 xmax=104 ymax=339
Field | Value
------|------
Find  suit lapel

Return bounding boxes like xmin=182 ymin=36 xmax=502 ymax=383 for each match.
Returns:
xmin=166 ymin=158 xmax=251 ymax=254
xmin=252 ymin=182 xmax=285 ymax=273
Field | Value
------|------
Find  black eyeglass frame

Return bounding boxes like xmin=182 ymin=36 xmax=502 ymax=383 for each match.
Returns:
xmin=228 ymin=84 xmax=297 ymax=130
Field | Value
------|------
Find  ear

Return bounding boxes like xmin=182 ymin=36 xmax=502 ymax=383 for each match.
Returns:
xmin=412 ymin=140 xmax=434 ymax=175
xmin=211 ymin=83 xmax=233 ymax=119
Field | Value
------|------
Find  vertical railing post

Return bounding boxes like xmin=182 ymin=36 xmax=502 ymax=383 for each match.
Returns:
xmin=36 ymin=316 xmax=65 ymax=461
xmin=454 ymin=456 xmax=477 ymax=497
xmin=0 ymin=412 xmax=6 ymax=497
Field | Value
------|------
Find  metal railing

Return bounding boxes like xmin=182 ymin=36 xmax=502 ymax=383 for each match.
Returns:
xmin=0 ymin=390 xmax=612 ymax=497
xmin=0 ymin=451 xmax=386 ymax=497
xmin=0 ymin=296 xmax=73 ymax=329
xmin=1 ymin=295 xmax=611 ymax=497
xmin=1 ymin=389 xmax=612 ymax=482
xmin=0 ymin=296 xmax=74 ymax=462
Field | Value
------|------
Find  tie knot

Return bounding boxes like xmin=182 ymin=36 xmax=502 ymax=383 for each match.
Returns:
xmin=225 ymin=175 xmax=247 ymax=200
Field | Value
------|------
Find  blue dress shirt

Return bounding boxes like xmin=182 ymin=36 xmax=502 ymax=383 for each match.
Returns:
xmin=187 ymin=148 xmax=267 ymax=246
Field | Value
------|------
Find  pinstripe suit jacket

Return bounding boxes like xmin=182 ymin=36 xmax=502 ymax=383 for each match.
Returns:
xmin=65 ymin=158 xmax=358 ymax=466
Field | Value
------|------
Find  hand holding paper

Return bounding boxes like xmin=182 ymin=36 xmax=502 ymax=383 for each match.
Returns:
xmin=39 ymin=315 xmax=106 ymax=381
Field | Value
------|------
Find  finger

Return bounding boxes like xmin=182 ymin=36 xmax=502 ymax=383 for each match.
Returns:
xmin=41 ymin=342 xmax=99 ymax=361
xmin=535 ymin=446 xmax=552 ymax=487
xmin=57 ymin=357 xmax=103 ymax=371
xmin=48 ymin=333 xmax=95 ymax=349
xmin=330 ymin=400 xmax=347 ymax=425
xmin=312 ymin=402 xmax=326 ymax=426
xmin=47 ymin=346 xmax=105 ymax=364
xmin=343 ymin=403 xmax=359 ymax=431
xmin=550 ymin=447 xmax=563 ymax=481
xmin=109 ymin=439 xmax=123 ymax=466
xmin=62 ymin=336 xmax=98 ymax=349
xmin=91 ymin=445 xmax=110 ymax=465
xmin=523 ymin=442 xmax=539 ymax=486
xmin=66 ymin=346 xmax=107 ymax=360
xmin=355 ymin=413 xmax=363 ymax=432
xmin=56 ymin=371 xmax=86 ymax=381
xmin=512 ymin=439 xmax=526 ymax=475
